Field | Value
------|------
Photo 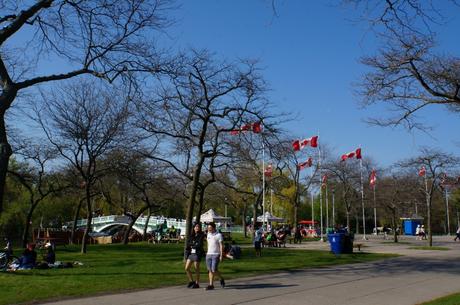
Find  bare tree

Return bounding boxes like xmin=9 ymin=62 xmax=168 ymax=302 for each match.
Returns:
xmin=397 ymin=147 xmax=459 ymax=246
xmin=107 ymin=151 xmax=176 ymax=245
xmin=136 ymin=51 xmax=269 ymax=249
xmin=8 ymin=138 xmax=65 ymax=247
xmin=276 ymin=138 xmax=318 ymax=226
xmin=376 ymin=172 xmax=419 ymax=243
xmin=344 ymin=1 xmax=460 ymax=130
xmin=324 ymin=159 xmax=361 ymax=230
xmin=0 ymin=0 xmax=174 ymax=214
xmin=359 ymin=36 xmax=460 ymax=130
xmin=35 ymin=81 xmax=130 ymax=253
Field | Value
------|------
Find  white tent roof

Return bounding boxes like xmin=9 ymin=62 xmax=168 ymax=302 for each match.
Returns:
xmin=198 ymin=209 xmax=231 ymax=223
xmin=257 ymin=212 xmax=285 ymax=223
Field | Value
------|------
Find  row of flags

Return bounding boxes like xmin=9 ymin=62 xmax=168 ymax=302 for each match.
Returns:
xmin=230 ymin=121 xmax=374 ymax=185
xmin=229 ymin=122 xmax=458 ymax=188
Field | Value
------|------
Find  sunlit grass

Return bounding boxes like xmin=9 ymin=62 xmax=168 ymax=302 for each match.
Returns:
xmin=0 ymin=242 xmax=396 ymax=305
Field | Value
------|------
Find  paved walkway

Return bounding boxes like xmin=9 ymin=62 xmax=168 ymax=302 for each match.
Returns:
xmin=44 ymin=236 xmax=460 ymax=305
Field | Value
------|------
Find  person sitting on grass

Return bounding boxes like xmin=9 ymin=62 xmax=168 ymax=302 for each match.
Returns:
xmin=44 ymin=242 xmax=56 ymax=265
xmin=169 ymin=225 xmax=177 ymax=238
xmin=229 ymin=241 xmax=241 ymax=259
xmin=16 ymin=243 xmax=37 ymax=270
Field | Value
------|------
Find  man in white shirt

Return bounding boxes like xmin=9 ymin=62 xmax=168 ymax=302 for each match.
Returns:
xmin=205 ymin=222 xmax=225 ymax=290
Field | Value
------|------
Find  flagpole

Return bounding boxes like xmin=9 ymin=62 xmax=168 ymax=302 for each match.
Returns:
xmin=360 ymin=157 xmax=367 ymax=240
xmin=311 ymin=166 xmax=314 ymax=231
xmin=446 ymin=188 xmax=450 ymax=236
xmin=325 ymin=183 xmax=329 ymax=232
xmin=318 ymin=144 xmax=323 ymax=241
xmin=311 ymin=192 xmax=314 ymax=235
xmin=332 ymin=188 xmax=335 ymax=228
xmin=424 ymin=171 xmax=429 ymax=243
xmin=270 ymin=187 xmax=273 ymax=214
xmin=373 ymin=185 xmax=377 ymax=235
xmin=262 ymin=141 xmax=266 ymax=231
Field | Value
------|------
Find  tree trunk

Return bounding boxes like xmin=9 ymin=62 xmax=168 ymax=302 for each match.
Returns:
xmin=195 ymin=187 xmax=205 ymax=224
xmin=183 ymin=158 xmax=205 ymax=254
xmin=293 ymin=204 xmax=298 ymax=228
xmin=22 ymin=202 xmax=38 ymax=248
xmin=123 ymin=205 xmax=149 ymax=245
xmin=392 ymin=209 xmax=398 ymax=243
xmin=0 ymin=111 xmax=13 ymax=215
xmin=143 ymin=207 xmax=151 ymax=240
xmin=355 ymin=214 xmax=359 ymax=234
xmin=81 ymin=186 xmax=92 ymax=254
xmin=123 ymin=216 xmax=136 ymax=245
xmin=346 ymin=210 xmax=350 ymax=230
xmin=71 ymin=198 xmax=83 ymax=245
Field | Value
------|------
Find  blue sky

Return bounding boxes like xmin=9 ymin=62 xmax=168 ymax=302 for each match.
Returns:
xmin=162 ymin=0 xmax=460 ymax=166
xmin=9 ymin=1 xmax=460 ymax=167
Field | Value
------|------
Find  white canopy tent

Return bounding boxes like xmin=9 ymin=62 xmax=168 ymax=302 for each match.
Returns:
xmin=256 ymin=212 xmax=285 ymax=223
xmin=196 ymin=209 xmax=231 ymax=223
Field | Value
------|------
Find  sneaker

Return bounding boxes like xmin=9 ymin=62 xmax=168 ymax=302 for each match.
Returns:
xmin=205 ymin=285 xmax=214 ymax=290
xmin=187 ymin=281 xmax=195 ymax=288
xmin=192 ymin=282 xmax=200 ymax=289
xmin=220 ymin=279 xmax=225 ymax=288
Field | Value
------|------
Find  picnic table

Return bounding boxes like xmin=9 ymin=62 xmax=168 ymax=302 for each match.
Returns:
xmin=35 ymin=237 xmax=67 ymax=248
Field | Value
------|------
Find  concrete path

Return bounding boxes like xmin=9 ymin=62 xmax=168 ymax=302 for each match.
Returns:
xmin=44 ymin=236 xmax=460 ymax=305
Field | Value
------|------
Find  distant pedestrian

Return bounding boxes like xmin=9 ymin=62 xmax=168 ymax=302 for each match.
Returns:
xmin=185 ymin=223 xmax=205 ymax=289
xmin=415 ymin=225 xmax=421 ymax=240
xmin=420 ymin=225 xmax=427 ymax=240
xmin=254 ymin=226 xmax=264 ymax=257
xmin=454 ymin=227 xmax=460 ymax=241
xmin=205 ymin=222 xmax=225 ymax=290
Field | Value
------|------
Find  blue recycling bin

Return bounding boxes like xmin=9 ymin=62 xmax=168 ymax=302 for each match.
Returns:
xmin=328 ymin=233 xmax=344 ymax=255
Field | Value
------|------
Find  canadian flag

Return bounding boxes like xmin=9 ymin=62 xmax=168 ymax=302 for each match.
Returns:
xmin=230 ymin=121 xmax=262 ymax=135
xmin=321 ymin=174 xmax=328 ymax=188
xmin=264 ymin=164 xmax=273 ymax=177
xmin=292 ymin=136 xmax=318 ymax=151
xmin=418 ymin=166 xmax=426 ymax=177
xmin=341 ymin=148 xmax=362 ymax=161
xmin=297 ymin=157 xmax=313 ymax=170
xmin=369 ymin=169 xmax=377 ymax=187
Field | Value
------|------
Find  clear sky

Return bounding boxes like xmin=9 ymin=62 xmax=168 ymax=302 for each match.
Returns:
xmin=8 ymin=1 xmax=460 ymax=168
xmin=161 ymin=0 xmax=460 ymax=166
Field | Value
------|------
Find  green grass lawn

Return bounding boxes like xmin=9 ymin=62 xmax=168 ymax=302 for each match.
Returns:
xmin=408 ymin=246 xmax=450 ymax=251
xmin=0 ymin=243 xmax=395 ymax=305
xmin=420 ymin=292 xmax=460 ymax=305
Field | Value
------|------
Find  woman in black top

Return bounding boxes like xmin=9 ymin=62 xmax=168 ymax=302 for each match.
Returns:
xmin=185 ymin=223 xmax=205 ymax=288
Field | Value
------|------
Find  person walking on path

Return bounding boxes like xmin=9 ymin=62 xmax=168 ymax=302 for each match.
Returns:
xmin=415 ymin=225 xmax=421 ymax=240
xmin=455 ymin=227 xmax=460 ymax=241
xmin=205 ymin=222 xmax=225 ymax=291
xmin=185 ymin=223 xmax=205 ymax=289
xmin=420 ymin=225 xmax=427 ymax=240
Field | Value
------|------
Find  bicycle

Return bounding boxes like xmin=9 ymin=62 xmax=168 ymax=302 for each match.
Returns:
xmin=0 ymin=240 xmax=19 ymax=270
